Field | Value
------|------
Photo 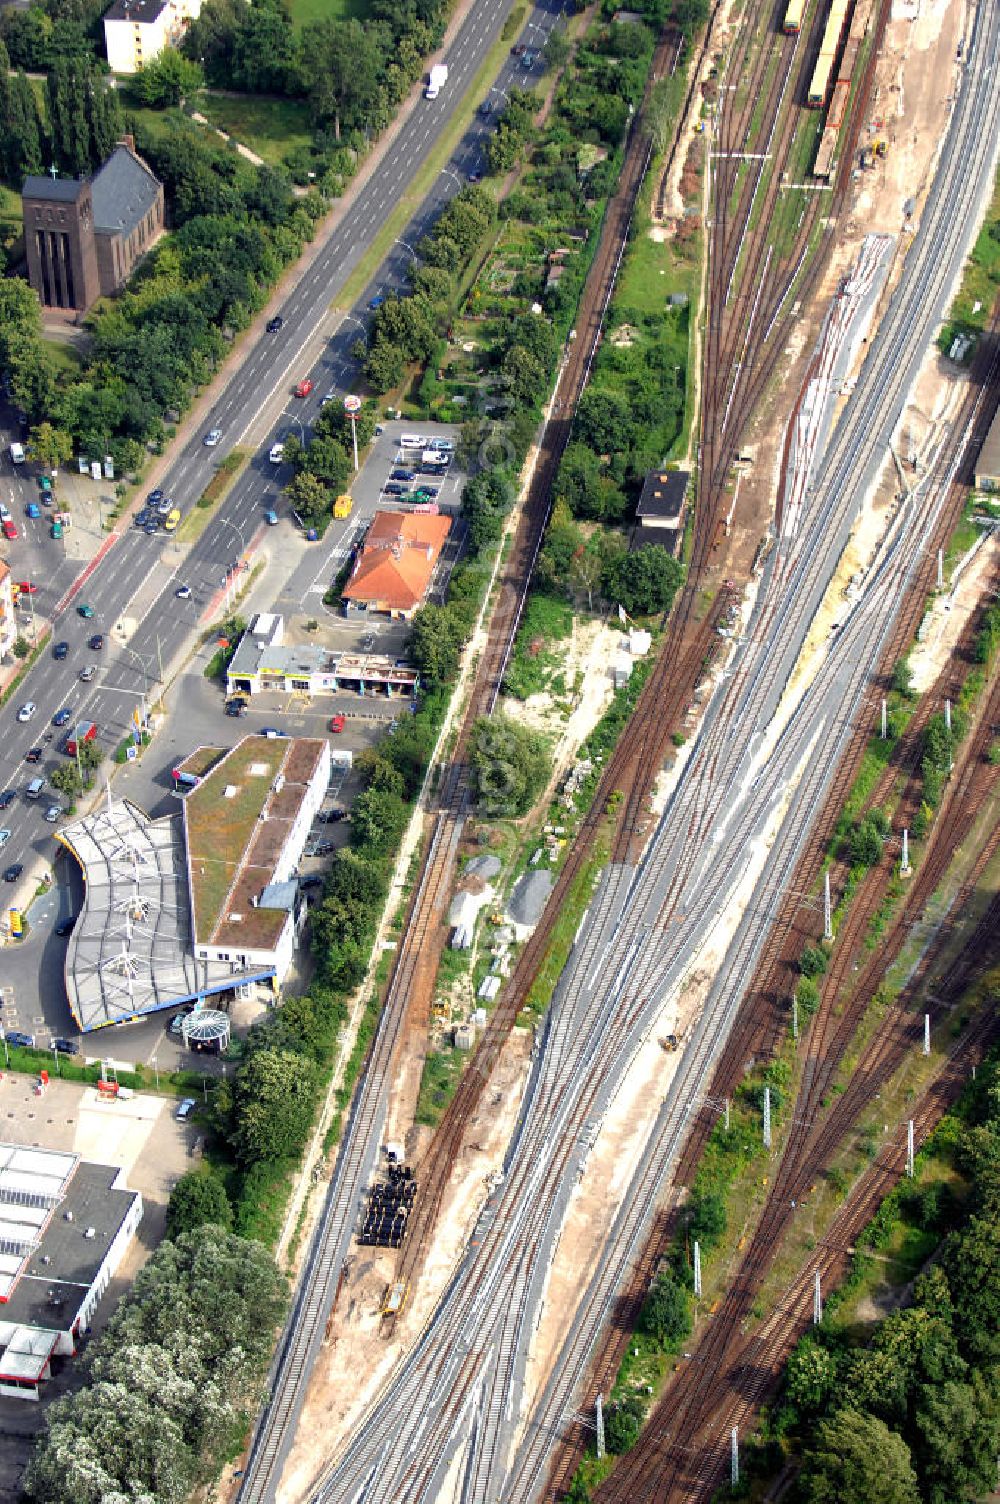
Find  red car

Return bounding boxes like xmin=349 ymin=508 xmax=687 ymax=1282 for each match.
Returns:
xmin=16 ymin=581 xmax=37 ymax=594
xmin=329 ymin=714 xmax=345 ymax=733
xmin=2 ymin=519 xmax=17 ymax=541
xmin=294 ymin=377 xmax=314 ymax=398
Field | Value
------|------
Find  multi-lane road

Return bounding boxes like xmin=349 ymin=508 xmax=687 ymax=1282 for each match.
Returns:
xmin=296 ymin=4 xmax=1000 ymax=1503
xmin=0 ymin=0 xmax=566 ymax=902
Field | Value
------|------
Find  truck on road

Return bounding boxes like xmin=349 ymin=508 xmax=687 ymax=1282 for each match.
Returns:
xmin=425 ymin=62 xmax=448 ymax=99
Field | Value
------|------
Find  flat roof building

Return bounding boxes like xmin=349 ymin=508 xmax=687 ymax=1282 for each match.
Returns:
xmin=226 ymin=614 xmax=419 ymax=700
xmin=975 ymin=406 xmax=1000 ymax=491
xmin=0 ymin=1143 xmax=142 ymax=1401
xmin=183 ymin=735 xmax=330 ymax=983
xmin=0 ymin=561 xmax=15 ymax=661
xmin=342 ymin=511 xmax=452 ymax=618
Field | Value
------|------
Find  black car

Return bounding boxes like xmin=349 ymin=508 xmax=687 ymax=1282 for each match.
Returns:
xmin=134 ymin=510 xmax=152 ymax=529
xmin=53 ymin=641 xmax=69 ymax=660
xmin=52 ymin=707 xmax=72 ymax=728
xmin=3 ymin=863 xmax=24 ymax=882
xmin=25 ymin=747 xmax=42 ymax=764
xmin=316 ymin=807 xmax=346 ymax=823
xmin=477 ymin=99 xmax=493 ymax=118
xmin=147 ymin=489 xmax=164 ymax=506
xmin=299 ymin=874 xmax=324 ymax=889
xmin=144 ymin=520 xmax=159 ymax=535
xmin=0 ymin=791 xmax=15 ymax=810
xmin=309 ymin=840 xmax=335 ymax=857
xmin=266 ymin=315 xmax=284 ymax=333
xmin=225 ymin=699 xmax=247 ymax=718
xmin=51 ymin=1037 xmax=79 ymax=1054
xmin=4 ymin=1028 xmax=33 ymax=1046
xmin=88 ymin=633 xmax=105 ymax=650
xmin=55 ymin=916 xmax=76 ymax=937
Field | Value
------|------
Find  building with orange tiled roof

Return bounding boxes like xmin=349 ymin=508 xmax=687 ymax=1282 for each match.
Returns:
xmin=342 ymin=510 xmax=452 ymax=619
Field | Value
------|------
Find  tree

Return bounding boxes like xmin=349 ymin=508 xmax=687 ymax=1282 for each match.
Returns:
xmin=800 ymin=944 xmax=829 ymax=977
xmin=350 ymin=786 xmax=408 ymax=859
xmin=229 ymin=1047 xmax=318 ymax=1165
xmin=408 ymin=602 xmax=470 ymax=689
xmin=133 ymin=49 xmax=204 ymax=108
xmin=574 ymin=386 xmax=635 ymax=455
xmin=470 ymin=715 xmax=550 ymax=818
xmin=685 ymin=1188 xmax=725 ymax=1249
xmin=604 ymin=1393 xmax=646 ymax=1454
xmin=49 ymin=762 xmax=84 ymax=798
xmin=166 ymin=1168 xmax=233 ymax=1240
xmin=285 ymin=470 xmax=330 ymax=527
xmin=602 ymin=544 xmax=684 ymax=616
xmin=784 ymin=1337 xmax=839 ymax=1414
xmin=849 ymin=812 xmax=887 ymax=868
xmin=543 ymin=27 xmax=570 ymax=69
xmin=640 ymin=1270 xmax=691 ymax=1350
xmin=912 ymin=1372 xmax=1000 ymax=1504
xmin=462 ymin=466 xmax=516 ymax=551
xmin=798 ymin=1409 xmax=919 ymax=1504
xmin=28 ymin=421 xmax=73 ymax=472
xmin=300 ymin=17 xmax=385 ymax=139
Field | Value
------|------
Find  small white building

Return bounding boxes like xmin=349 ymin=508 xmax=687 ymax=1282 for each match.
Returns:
xmin=0 ymin=1144 xmax=142 ymax=1401
xmin=103 ymin=0 xmax=202 ymax=75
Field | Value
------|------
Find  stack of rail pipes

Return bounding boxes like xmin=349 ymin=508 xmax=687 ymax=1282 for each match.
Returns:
xmin=807 ymin=0 xmax=852 ymax=105
xmin=783 ymin=0 xmax=806 ymax=34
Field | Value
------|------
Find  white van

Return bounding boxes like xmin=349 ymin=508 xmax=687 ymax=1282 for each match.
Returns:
xmin=25 ymin=776 xmax=45 ymax=801
xmin=400 ymin=433 xmax=427 ymax=450
xmin=9 ymin=442 xmax=25 ymax=465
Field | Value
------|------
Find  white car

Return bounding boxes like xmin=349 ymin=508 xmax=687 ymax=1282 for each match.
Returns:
xmin=0 ymin=830 xmax=10 ymax=848
xmin=0 ymin=502 xmax=10 ymax=522
xmin=269 ymin=442 xmax=285 ymax=464
xmin=203 ymin=428 xmax=222 ymax=447
xmin=175 ymin=1097 xmax=196 ymax=1120
xmin=43 ymin=805 xmax=60 ymax=823
xmin=17 ymin=702 xmax=36 ymax=723
xmin=175 ymin=584 xmax=192 ymax=600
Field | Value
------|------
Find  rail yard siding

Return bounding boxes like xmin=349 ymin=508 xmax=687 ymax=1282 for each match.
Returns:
xmin=808 ymin=0 xmax=851 ymax=106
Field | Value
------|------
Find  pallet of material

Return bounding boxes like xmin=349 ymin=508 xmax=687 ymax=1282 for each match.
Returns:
xmin=814 ymin=127 xmax=839 ymax=180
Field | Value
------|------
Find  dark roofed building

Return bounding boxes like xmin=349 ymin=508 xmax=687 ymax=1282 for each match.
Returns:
xmin=637 ymin=468 xmax=689 ymax=530
xmin=23 ymin=139 xmax=164 ymax=316
xmin=0 ymin=1144 xmax=142 ymax=1400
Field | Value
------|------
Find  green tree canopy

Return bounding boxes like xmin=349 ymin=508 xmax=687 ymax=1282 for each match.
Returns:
xmin=640 ymin=1269 xmax=691 ymax=1350
xmin=798 ymin=1408 xmax=920 ymax=1504
xmin=602 ymin=544 xmax=683 ymax=616
xmin=166 ymin=1168 xmax=233 ymax=1240
xmin=470 ymin=714 xmax=550 ymax=818
xmin=408 ymin=602 xmax=471 ymax=690
xmin=229 ymin=1047 xmax=318 ymax=1165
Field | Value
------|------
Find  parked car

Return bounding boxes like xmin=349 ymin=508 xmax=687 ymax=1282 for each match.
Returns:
xmin=384 ymin=482 xmax=407 ymax=496
xmin=54 ymin=916 xmax=76 ymax=937
xmin=52 ymin=707 xmax=72 ymax=727
xmin=0 ymin=791 xmax=15 ymax=810
xmin=50 ymin=521 xmax=62 ymax=539
xmin=163 ymin=508 xmax=181 ymax=532
xmin=299 ymin=874 xmax=324 ymax=889
xmin=3 ymin=1028 xmax=33 ymax=1045
xmin=53 ymin=641 xmax=69 ymax=660
xmin=368 ymin=295 xmax=385 ymax=311
xmin=225 ymin=699 xmax=247 ymax=718
xmin=77 ymin=603 xmax=94 ymax=618
xmin=25 ymin=501 xmax=41 ymax=519
xmin=175 ymin=1097 xmax=196 ymax=1120
xmin=134 ymin=510 xmax=153 ymax=529
xmin=316 ymin=807 xmax=346 ymax=823
xmin=43 ymin=804 xmax=60 ymax=823
xmin=155 ymin=497 xmax=172 ymax=517
xmin=478 ymin=99 xmax=493 ymax=117
xmin=0 ymin=829 xmax=9 ymax=847
xmin=144 ymin=520 xmax=159 ymax=534
xmin=15 ymin=581 xmax=37 ymax=595
xmin=37 ymin=476 xmax=52 ymax=494
xmin=52 ymin=1037 xmax=79 ymax=1054
xmin=88 ymin=633 xmax=105 ymax=650
xmin=260 ymin=727 xmax=285 ymax=738
xmin=203 ymin=428 xmax=222 ymax=447
xmin=147 ymin=489 xmax=164 ymax=506
xmin=269 ymin=441 xmax=285 ymax=464
xmin=468 ymin=171 xmax=482 ymax=184
xmin=329 ymin=713 xmax=346 ymax=733
xmin=264 ymin=509 xmax=278 ymax=526
xmin=391 ymin=468 xmax=415 ymax=481
xmin=2 ymin=519 xmax=17 ymax=540
xmin=175 ymin=584 xmax=192 ymax=600
xmin=79 ymin=665 xmax=96 ymax=682
xmin=3 ymin=864 xmax=24 ymax=883
xmin=0 ymin=502 xmax=9 ymax=522
xmin=294 ymin=377 xmax=314 ymax=398
xmin=266 ymin=315 xmax=284 ymax=333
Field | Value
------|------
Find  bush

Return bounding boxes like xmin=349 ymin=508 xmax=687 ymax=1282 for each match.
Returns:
xmin=470 ymin=714 xmax=551 ymax=817
xmin=800 ymin=943 xmax=829 ymax=977
xmin=166 ymin=1168 xmax=233 ymax=1239
xmin=604 ymin=1393 xmax=647 ymax=1453
xmin=640 ymin=1269 xmax=691 ymax=1350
